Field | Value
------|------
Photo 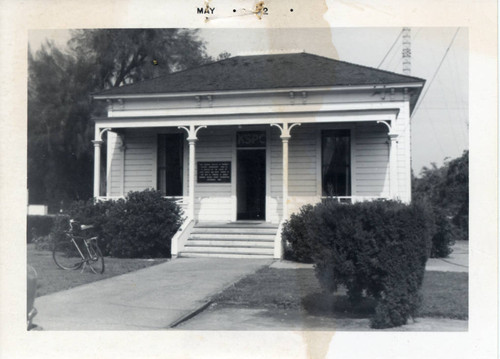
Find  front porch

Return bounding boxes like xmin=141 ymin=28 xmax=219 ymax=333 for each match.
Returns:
xmin=94 ymin=120 xmax=405 ymax=222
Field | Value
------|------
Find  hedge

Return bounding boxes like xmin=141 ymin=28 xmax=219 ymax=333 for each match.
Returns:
xmin=27 ymin=215 xmax=56 ymax=243
xmin=51 ymin=189 xmax=183 ymax=258
xmin=282 ymin=205 xmax=317 ymax=263
xmin=282 ymin=199 xmax=434 ymax=328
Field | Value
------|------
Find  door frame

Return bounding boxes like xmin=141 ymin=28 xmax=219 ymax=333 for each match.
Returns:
xmin=231 ymin=127 xmax=270 ymax=222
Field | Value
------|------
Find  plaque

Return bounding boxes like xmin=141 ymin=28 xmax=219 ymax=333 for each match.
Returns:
xmin=197 ymin=161 xmax=231 ymax=183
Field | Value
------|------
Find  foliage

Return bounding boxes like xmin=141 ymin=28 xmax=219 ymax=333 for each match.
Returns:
xmin=282 ymin=205 xmax=317 ymax=263
xmin=26 ymin=215 xmax=57 ymax=243
xmin=28 ymin=29 xmax=212 ymax=211
xmin=428 ymin=205 xmax=455 ymax=258
xmin=288 ymin=200 xmax=433 ymax=328
xmin=413 ymin=151 xmax=468 ymax=242
xmin=52 ymin=190 xmax=183 ymax=258
xmin=104 ymin=190 xmax=183 ymax=258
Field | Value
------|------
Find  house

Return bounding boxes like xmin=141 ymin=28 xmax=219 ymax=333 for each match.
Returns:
xmin=92 ymin=52 xmax=425 ymax=259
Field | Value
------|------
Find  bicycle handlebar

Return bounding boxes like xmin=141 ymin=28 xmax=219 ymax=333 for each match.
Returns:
xmin=69 ymin=219 xmax=94 ymax=232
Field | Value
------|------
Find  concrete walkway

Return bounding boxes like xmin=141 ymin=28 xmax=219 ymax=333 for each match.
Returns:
xmin=35 ymin=257 xmax=270 ymax=330
xmin=425 ymin=240 xmax=468 ymax=272
xmin=271 ymin=240 xmax=469 ymax=273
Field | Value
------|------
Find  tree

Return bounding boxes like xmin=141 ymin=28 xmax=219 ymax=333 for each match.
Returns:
xmin=68 ymin=29 xmax=209 ymax=90
xmin=28 ymin=29 xmax=211 ymax=211
xmin=412 ymin=150 xmax=469 ymax=240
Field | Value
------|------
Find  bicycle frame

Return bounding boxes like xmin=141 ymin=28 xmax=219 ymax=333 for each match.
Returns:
xmin=67 ymin=234 xmax=100 ymax=272
xmin=53 ymin=219 xmax=104 ymax=274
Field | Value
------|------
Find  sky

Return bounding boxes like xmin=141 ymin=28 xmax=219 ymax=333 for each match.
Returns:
xmin=29 ymin=27 xmax=468 ymax=174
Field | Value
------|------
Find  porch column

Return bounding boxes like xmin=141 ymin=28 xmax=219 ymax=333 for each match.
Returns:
xmin=92 ymin=127 xmax=111 ymax=199
xmin=377 ymin=121 xmax=399 ymax=199
xmin=92 ymin=140 xmax=103 ymax=198
xmin=388 ymin=133 xmax=399 ymax=199
xmin=271 ymin=123 xmax=301 ymax=219
xmin=179 ymin=125 xmax=207 ymax=219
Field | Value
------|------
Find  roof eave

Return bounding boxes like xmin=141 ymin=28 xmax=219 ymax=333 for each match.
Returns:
xmin=92 ymin=82 xmax=425 ymax=101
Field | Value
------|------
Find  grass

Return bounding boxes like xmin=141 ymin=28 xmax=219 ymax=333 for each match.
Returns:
xmin=27 ymin=243 xmax=168 ymax=297
xmin=212 ymin=267 xmax=468 ymax=320
xmin=420 ymin=271 xmax=468 ymax=319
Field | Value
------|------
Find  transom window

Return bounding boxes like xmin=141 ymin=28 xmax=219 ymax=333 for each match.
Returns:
xmin=321 ymin=130 xmax=351 ymax=196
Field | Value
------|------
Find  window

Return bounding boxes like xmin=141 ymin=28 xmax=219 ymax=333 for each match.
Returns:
xmin=321 ymin=130 xmax=351 ymax=196
xmin=157 ymin=133 xmax=184 ymax=196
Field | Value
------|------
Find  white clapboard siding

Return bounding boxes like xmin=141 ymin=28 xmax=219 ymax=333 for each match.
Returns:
xmin=354 ymin=122 xmax=390 ymax=197
xmin=269 ymin=125 xmax=319 ymax=219
xmin=193 ymin=127 xmax=233 ymax=221
xmin=123 ymin=132 xmax=155 ymax=193
xmin=107 ymin=132 xmax=123 ymax=196
xmin=396 ymin=103 xmax=411 ymax=202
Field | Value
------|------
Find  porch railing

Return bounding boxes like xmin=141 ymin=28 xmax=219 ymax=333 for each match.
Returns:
xmin=320 ymin=196 xmax=386 ymax=204
xmin=96 ymin=195 xmax=188 ymax=206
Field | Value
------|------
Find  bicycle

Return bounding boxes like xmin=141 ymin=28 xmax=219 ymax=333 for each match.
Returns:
xmin=52 ymin=219 xmax=105 ymax=274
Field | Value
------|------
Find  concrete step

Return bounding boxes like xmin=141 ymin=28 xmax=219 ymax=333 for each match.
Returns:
xmin=191 ymin=227 xmax=278 ymax=235
xmin=194 ymin=221 xmax=278 ymax=229
xmin=189 ymin=233 xmax=275 ymax=241
xmin=182 ymin=221 xmax=279 ymax=259
xmin=185 ymin=240 xmax=274 ymax=248
xmin=182 ymin=245 xmax=274 ymax=254
xmin=178 ymin=251 xmax=274 ymax=259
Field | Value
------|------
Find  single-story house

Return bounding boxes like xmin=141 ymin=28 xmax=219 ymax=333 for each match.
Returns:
xmin=92 ymin=52 xmax=425 ymax=259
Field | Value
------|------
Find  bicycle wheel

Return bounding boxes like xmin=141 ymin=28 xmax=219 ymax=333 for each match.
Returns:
xmin=86 ymin=239 xmax=105 ymax=274
xmin=52 ymin=239 xmax=83 ymax=270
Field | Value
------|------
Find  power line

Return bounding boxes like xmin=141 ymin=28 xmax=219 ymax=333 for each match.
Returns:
xmin=413 ymin=28 xmax=461 ymax=117
xmin=377 ymin=29 xmax=403 ymax=69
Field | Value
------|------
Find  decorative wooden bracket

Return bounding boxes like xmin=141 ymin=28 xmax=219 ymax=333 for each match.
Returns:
xmin=270 ymin=123 xmax=301 ymax=140
xmin=178 ymin=125 xmax=207 ymax=141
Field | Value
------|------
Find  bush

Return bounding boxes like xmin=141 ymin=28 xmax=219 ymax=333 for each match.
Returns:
xmin=64 ymin=199 xmax=114 ymax=254
xmin=429 ymin=205 xmax=455 ymax=258
xmin=282 ymin=205 xmax=317 ymax=263
xmin=104 ymin=190 xmax=183 ymax=258
xmin=53 ymin=190 xmax=183 ymax=258
xmin=301 ymin=200 xmax=433 ymax=328
xmin=26 ymin=215 xmax=56 ymax=243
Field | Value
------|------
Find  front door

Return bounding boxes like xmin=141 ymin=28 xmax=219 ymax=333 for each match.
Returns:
xmin=236 ymin=131 xmax=266 ymax=220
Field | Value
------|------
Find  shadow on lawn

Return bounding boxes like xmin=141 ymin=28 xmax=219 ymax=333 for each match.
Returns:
xmin=301 ymin=292 xmax=376 ymax=319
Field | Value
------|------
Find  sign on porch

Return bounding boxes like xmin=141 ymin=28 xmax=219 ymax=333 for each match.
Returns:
xmin=197 ymin=161 xmax=231 ymax=183
xmin=237 ymin=131 xmax=266 ymax=148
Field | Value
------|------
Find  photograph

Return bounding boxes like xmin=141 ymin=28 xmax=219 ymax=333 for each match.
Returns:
xmin=0 ymin=0 xmax=497 ymax=357
xmin=26 ymin=27 xmax=469 ymax=332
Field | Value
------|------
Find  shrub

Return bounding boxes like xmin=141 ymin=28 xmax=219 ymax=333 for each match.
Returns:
xmin=429 ymin=205 xmax=455 ymax=258
xmin=26 ymin=215 xmax=56 ymax=243
xmin=282 ymin=205 xmax=317 ymax=263
xmin=52 ymin=190 xmax=183 ymax=258
xmin=104 ymin=190 xmax=183 ymax=258
xmin=307 ymin=200 xmax=433 ymax=328
xmin=65 ymin=199 xmax=114 ymax=254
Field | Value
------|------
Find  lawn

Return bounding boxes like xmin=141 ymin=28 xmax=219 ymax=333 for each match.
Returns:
xmin=211 ymin=267 xmax=468 ymax=320
xmin=27 ymin=243 xmax=169 ymax=297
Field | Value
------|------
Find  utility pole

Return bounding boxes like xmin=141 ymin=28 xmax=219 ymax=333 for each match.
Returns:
xmin=402 ymin=27 xmax=411 ymax=75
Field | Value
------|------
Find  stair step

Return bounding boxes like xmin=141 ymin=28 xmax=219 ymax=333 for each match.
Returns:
xmin=180 ymin=221 xmax=279 ymax=259
xmin=185 ymin=240 xmax=274 ymax=247
xmin=192 ymin=227 xmax=278 ymax=234
xmin=182 ymin=245 xmax=274 ymax=254
xmin=178 ymin=251 xmax=274 ymax=259
xmin=194 ymin=221 xmax=278 ymax=229
xmin=189 ymin=233 xmax=275 ymax=240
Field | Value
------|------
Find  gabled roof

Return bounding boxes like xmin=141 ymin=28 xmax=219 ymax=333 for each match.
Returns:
xmin=94 ymin=52 xmax=425 ymax=97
